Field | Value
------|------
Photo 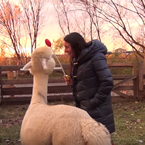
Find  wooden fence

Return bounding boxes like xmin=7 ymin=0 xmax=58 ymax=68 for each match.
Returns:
xmin=0 ymin=63 xmax=144 ymax=105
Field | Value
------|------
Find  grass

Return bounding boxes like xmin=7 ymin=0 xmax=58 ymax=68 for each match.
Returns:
xmin=111 ymin=101 xmax=145 ymax=145
xmin=0 ymin=105 xmax=27 ymax=145
xmin=0 ymin=100 xmax=145 ymax=145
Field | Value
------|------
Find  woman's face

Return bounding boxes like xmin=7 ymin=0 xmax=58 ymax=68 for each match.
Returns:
xmin=63 ymin=41 xmax=74 ymax=59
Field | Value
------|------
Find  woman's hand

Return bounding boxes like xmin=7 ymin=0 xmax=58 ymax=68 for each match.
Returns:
xmin=80 ymin=100 xmax=96 ymax=110
xmin=64 ymin=75 xmax=72 ymax=86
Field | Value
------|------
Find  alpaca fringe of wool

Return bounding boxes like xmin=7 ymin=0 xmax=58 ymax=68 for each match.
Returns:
xmin=20 ymin=44 xmax=112 ymax=145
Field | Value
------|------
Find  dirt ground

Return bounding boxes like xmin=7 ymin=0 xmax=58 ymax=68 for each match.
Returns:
xmin=0 ymin=96 xmax=145 ymax=145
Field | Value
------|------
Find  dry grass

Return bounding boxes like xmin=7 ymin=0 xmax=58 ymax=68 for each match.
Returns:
xmin=0 ymin=100 xmax=145 ymax=145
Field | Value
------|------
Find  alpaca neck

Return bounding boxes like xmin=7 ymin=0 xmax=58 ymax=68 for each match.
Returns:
xmin=30 ymin=73 xmax=48 ymax=104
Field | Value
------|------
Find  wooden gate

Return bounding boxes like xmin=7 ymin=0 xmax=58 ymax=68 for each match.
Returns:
xmin=109 ymin=63 xmax=138 ymax=99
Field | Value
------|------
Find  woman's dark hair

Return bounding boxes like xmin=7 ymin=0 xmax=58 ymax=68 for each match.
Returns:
xmin=64 ymin=32 xmax=92 ymax=76
xmin=64 ymin=32 xmax=91 ymax=59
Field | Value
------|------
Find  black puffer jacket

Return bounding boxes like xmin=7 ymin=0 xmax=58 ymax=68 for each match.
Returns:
xmin=72 ymin=40 xmax=115 ymax=133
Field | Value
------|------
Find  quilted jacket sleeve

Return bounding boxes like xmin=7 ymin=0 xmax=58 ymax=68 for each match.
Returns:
xmin=90 ymin=53 xmax=114 ymax=107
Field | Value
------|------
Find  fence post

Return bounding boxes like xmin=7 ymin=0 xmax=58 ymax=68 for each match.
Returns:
xmin=138 ymin=62 xmax=144 ymax=101
xmin=132 ymin=63 xmax=139 ymax=100
xmin=6 ymin=71 xmax=15 ymax=97
xmin=0 ymin=66 xmax=2 ymax=105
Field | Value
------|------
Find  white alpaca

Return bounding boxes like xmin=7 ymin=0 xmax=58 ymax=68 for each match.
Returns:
xmin=20 ymin=45 xmax=112 ymax=145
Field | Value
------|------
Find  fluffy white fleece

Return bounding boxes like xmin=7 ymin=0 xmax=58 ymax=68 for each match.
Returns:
xmin=20 ymin=45 xmax=112 ymax=145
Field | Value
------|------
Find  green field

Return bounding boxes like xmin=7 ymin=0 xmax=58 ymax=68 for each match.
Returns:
xmin=0 ymin=100 xmax=145 ymax=145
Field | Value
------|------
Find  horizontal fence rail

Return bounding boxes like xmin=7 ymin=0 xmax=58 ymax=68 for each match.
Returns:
xmin=0 ymin=63 xmax=144 ymax=105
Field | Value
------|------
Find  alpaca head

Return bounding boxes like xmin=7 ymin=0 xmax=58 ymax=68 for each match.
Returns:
xmin=21 ymin=45 xmax=56 ymax=76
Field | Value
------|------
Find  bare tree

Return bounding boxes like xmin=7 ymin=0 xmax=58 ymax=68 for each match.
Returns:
xmin=81 ymin=0 xmax=104 ymax=41
xmin=53 ymin=0 xmax=145 ymax=58
xmin=0 ymin=0 xmax=23 ymax=62
xmin=51 ymin=0 xmax=106 ymax=41
xmin=20 ymin=0 xmax=47 ymax=53
xmin=82 ymin=0 xmax=145 ymax=58
xmin=51 ymin=0 xmax=72 ymax=35
xmin=0 ymin=0 xmax=47 ymax=64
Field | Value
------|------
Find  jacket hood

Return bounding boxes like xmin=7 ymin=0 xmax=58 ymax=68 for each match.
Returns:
xmin=77 ymin=40 xmax=107 ymax=64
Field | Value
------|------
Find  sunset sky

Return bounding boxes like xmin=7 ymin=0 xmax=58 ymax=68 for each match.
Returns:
xmin=4 ymin=0 xmax=134 ymax=56
xmin=38 ymin=2 xmax=133 ymax=53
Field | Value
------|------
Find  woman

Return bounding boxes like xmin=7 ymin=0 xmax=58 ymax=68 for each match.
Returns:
xmin=63 ymin=32 xmax=115 ymax=143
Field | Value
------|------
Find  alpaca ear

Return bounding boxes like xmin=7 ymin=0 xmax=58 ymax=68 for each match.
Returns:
xmin=21 ymin=61 xmax=31 ymax=71
xmin=41 ymin=58 xmax=48 ymax=70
